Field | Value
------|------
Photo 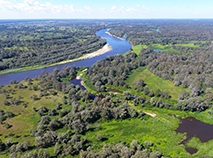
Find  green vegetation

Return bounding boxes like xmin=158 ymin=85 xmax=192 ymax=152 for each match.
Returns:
xmin=0 ymin=80 xmax=63 ymax=143
xmin=124 ymin=44 xmax=147 ymax=56
xmin=85 ymin=117 xmax=190 ymax=157
xmin=0 ymin=64 xmax=213 ymax=158
xmin=175 ymin=43 xmax=201 ymax=48
xmin=0 ymin=21 xmax=107 ymax=73
xmin=151 ymin=44 xmax=169 ymax=50
xmin=126 ymin=67 xmax=188 ymax=100
xmin=2 ymin=19 xmax=213 ymax=158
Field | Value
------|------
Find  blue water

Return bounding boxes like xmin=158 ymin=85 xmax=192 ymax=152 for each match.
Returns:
xmin=154 ymin=49 xmax=164 ymax=52
xmin=0 ymin=29 xmax=132 ymax=86
xmin=69 ymin=77 xmax=86 ymax=90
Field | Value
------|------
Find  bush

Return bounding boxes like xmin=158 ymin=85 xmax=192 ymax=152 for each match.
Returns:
xmin=3 ymin=123 xmax=12 ymax=129
xmin=97 ymin=134 xmax=103 ymax=141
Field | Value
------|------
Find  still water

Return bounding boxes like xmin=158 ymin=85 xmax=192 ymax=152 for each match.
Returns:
xmin=175 ymin=116 xmax=213 ymax=154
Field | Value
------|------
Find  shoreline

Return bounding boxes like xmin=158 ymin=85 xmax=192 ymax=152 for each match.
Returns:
xmin=59 ymin=44 xmax=112 ymax=65
xmin=106 ymin=31 xmax=124 ymax=40
xmin=0 ymin=44 xmax=112 ymax=76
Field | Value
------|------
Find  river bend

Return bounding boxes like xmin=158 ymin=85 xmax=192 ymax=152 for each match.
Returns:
xmin=0 ymin=29 xmax=132 ymax=86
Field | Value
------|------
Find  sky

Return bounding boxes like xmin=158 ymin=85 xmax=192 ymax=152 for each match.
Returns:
xmin=0 ymin=0 xmax=213 ymax=19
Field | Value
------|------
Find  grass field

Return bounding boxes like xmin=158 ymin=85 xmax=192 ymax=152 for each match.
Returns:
xmin=125 ymin=67 xmax=188 ymax=100
xmin=126 ymin=43 xmax=206 ymax=56
xmin=85 ymin=116 xmax=191 ymax=157
xmin=124 ymin=44 xmax=148 ymax=56
xmin=174 ymin=43 xmax=202 ymax=48
xmin=151 ymin=44 xmax=170 ymax=50
xmin=0 ymin=80 xmax=64 ymax=144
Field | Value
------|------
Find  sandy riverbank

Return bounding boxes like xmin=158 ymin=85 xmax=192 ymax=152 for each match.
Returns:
xmin=0 ymin=44 xmax=112 ymax=76
xmin=106 ymin=31 xmax=124 ymax=40
xmin=59 ymin=44 xmax=112 ymax=65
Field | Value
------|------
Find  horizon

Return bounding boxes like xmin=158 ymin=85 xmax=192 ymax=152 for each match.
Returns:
xmin=0 ymin=0 xmax=213 ymax=19
xmin=1 ymin=18 xmax=213 ymax=20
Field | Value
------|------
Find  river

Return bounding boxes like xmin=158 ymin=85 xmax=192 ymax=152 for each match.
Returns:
xmin=0 ymin=29 xmax=132 ymax=86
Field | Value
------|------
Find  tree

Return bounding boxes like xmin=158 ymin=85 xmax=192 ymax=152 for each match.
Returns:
xmin=123 ymin=91 xmax=132 ymax=100
xmin=150 ymin=97 xmax=157 ymax=106
xmin=23 ymin=140 xmax=30 ymax=150
xmin=70 ymin=134 xmax=81 ymax=145
xmin=205 ymin=77 xmax=213 ymax=88
xmin=178 ymin=91 xmax=190 ymax=101
xmin=10 ymin=153 xmax=17 ymax=158
xmin=54 ymin=142 xmax=61 ymax=156
xmin=5 ymin=139 xmax=12 ymax=148
xmin=97 ymin=134 xmax=103 ymax=141
xmin=120 ymin=146 xmax=133 ymax=158
xmin=130 ymin=140 xmax=141 ymax=152
xmin=205 ymin=93 xmax=213 ymax=102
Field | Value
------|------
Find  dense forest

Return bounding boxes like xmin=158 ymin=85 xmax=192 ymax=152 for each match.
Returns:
xmin=0 ymin=20 xmax=108 ymax=71
xmin=1 ymin=20 xmax=213 ymax=157
xmin=107 ymin=20 xmax=213 ymax=110
xmin=0 ymin=66 xmax=165 ymax=158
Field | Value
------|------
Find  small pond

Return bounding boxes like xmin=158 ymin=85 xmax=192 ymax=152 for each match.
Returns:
xmin=69 ymin=77 xmax=86 ymax=90
xmin=154 ymin=49 xmax=164 ymax=52
xmin=175 ymin=116 xmax=213 ymax=154
xmin=69 ymin=77 xmax=105 ymax=100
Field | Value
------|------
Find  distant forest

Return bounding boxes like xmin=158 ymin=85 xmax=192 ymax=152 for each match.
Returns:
xmin=0 ymin=20 xmax=108 ymax=71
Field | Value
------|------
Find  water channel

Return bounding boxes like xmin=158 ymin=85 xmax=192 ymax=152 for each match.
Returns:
xmin=0 ymin=29 xmax=132 ymax=86
xmin=1 ymin=28 xmax=213 ymax=155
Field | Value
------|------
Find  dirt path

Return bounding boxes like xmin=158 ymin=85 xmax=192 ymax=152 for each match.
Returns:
xmin=144 ymin=112 xmax=156 ymax=117
xmin=127 ymin=102 xmax=156 ymax=117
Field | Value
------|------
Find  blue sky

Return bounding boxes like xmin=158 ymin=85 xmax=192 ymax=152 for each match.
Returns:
xmin=0 ymin=0 xmax=213 ymax=19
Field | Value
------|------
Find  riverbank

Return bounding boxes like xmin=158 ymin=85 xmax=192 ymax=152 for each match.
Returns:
xmin=0 ymin=44 xmax=112 ymax=76
xmin=59 ymin=44 xmax=112 ymax=65
xmin=106 ymin=31 xmax=124 ymax=40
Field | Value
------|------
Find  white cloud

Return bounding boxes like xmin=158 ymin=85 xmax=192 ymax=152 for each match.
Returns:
xmin=110 ymin=5 xmax=137 ymax=13
xmin=111 ymin=6 xmax=117 ymax=10
xmin=24 ymin=0 xmax=34 ymax=5
xmin=0 ymin=0 xmax=82 ymax=15
xmin=126 ymin=7 xmax=137 ymax=12
xmin=142 ymin=5 xmax=148 ymax=10
xmin=136 ymin=5 xmax=150 ymax=12
xmin=85 ymin=5 xmax=90 ymax=10
xmin=137 ymin=5 xmax=149 ymax=10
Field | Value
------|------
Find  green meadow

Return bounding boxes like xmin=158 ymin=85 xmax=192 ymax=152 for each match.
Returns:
xmin=125 ymin=67 xmax=188 ymax=100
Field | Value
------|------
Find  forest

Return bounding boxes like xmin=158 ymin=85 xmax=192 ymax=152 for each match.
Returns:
xmin=1 ymin=19 xmax=213 ymax=157
xmin=0 ymin=20 xmax=107 ymax=72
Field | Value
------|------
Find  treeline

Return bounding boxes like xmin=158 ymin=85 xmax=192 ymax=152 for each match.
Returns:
xmin=0 ymin=21 xmax=107 ymax=71
xmin=0 ymin=65 xmax=156 ymax=157
xmin=109 ymin=20 xmax=213 ymax=46
xmin=86 ymin=52 xmax=209 ymax=112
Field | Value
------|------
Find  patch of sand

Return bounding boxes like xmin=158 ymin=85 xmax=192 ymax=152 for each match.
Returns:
xmin=144 ymin=112 xmax=156 ymax=117
xmin=59 ymin=44 xmax=112 ymax=65
xmin=106 ymin=31 xmax=124 ymax=40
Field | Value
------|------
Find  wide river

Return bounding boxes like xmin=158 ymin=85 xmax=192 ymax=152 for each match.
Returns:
xmin=0 ymin=29 xmax=132 ymax=86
